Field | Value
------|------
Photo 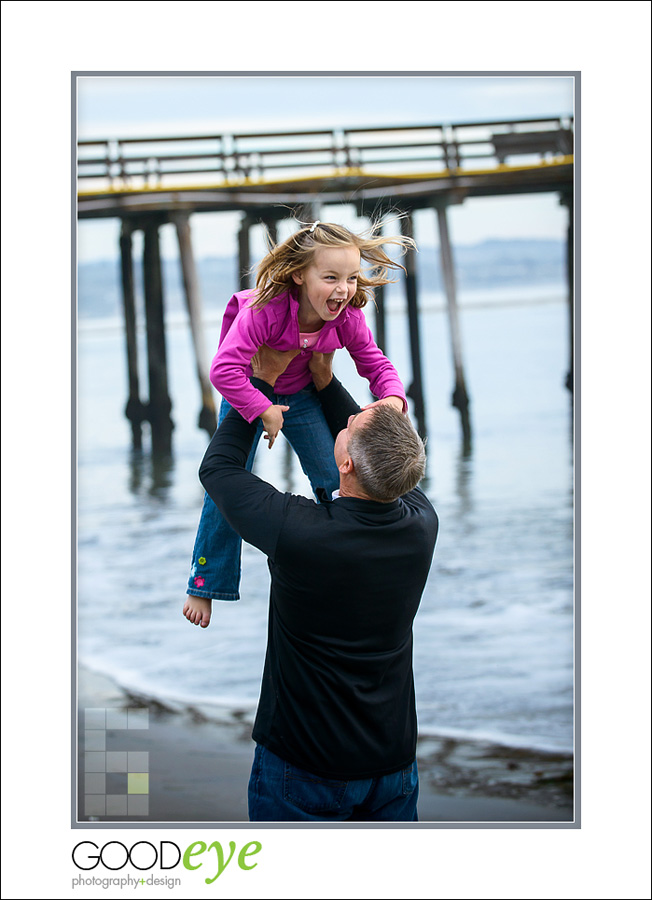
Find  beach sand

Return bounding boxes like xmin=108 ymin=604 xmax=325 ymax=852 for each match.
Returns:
xmin=77 ymin=667 xmax=574 ymax=825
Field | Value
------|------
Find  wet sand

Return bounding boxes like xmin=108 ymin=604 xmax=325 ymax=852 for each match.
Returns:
xmin=77 ymin=667 xmax=574 ymax=825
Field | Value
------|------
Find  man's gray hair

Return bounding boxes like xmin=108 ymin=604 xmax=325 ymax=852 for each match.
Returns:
xmin=348 ymin=405 xmax=426 ymax=502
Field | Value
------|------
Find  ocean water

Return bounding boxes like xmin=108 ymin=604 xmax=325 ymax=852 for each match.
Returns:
xmin=76 ymin=280 xmax=574 ymax=753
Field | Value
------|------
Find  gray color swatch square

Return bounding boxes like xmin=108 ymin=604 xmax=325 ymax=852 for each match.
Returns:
xmin=106 ymin=751 xmax=128 ymax=772
xmin=85 ymin=708 xmax=106 ymax=730
xmin=128 ymin=751 xmax=149 ymax=772
xmin=85 ymin=730 xmax=106 ymax=751
xmin=84 ymin=794 xmax=106 ymax=816
xmin=84 ymin=751 xmax=106 ymax=773
xmin=128 ymin=795 xmax=149 ymax=816
xmin=106 ymin=772 xmax=128 ymax=793
xmin=85 ymin=773 xmax=106 ymax=794
xmin=106 ymin=794 xmax=128 ymax=816
xmin=106 ymin=709 xmax=128 ymax=730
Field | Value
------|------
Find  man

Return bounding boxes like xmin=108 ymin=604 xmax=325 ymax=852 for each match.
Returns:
xmin=185 ymin=349 xmax=438 ymax=821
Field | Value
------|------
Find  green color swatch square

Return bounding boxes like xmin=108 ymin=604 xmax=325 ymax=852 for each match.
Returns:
xmin=128 ymin=773 xmax=149 ymax=794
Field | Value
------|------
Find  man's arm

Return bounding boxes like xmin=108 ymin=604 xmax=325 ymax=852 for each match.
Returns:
xmin=199 ymin=346 xmax=303 ymax=559
xmin=198 ymin=377 xmax=289 ymax=560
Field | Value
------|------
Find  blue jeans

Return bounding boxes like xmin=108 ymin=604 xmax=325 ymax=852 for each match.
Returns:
xmin=248 ymin=745 xmax=419 ymax=822
xmin=187 ymin=384 xmax=340 ymax=601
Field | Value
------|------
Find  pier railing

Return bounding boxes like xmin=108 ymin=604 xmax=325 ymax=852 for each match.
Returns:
xmin=78 ymin=117 xmax=573 ymax=191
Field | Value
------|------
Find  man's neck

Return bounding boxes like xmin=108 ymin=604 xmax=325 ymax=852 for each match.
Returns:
xmin=336 ymin=476 xmax=375 ymax=502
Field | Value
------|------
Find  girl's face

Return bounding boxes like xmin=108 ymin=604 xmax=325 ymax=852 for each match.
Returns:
xmin=293 ymin=245 xmax=360 ymax=326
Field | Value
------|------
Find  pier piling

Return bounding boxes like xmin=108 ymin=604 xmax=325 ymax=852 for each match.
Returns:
xmin=560 ymin=191 xmax=574 ymax=393
xmin=261 ymin=216 xmax=279 ymax=249
xmin=143 ymin=218 xmax=173 ymax=455
xmin=119 ymin=221 xmax=145 ymax=450
xmin=371 ymin=215 xmax=387 ymax=355
xmin=374 ymin=280 xmax=387 ymax=356
xmin=400 ymin=211 xmax=427 ymax=439
xmin=238 ymin=214 xmax=253 ymax=291
xmin=173 ymin=213 xmax=217 ymax=436
xmin=302 ymin=202 xmax=321 ymax=225
xmin=435 ymin=200 xmax=472 ymax=453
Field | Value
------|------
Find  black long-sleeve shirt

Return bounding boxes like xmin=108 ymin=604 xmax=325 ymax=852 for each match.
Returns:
xmin=199 ymin=376 xmax=438 ymax=779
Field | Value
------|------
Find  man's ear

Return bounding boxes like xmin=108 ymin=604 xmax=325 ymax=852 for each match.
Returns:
xmin=338 ymin=455 xmax=354 ymax=476
xmin=291 ymin=271 xmax=304 ymax=285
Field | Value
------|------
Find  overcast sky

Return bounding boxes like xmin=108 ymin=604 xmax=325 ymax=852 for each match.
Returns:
xmin=77 ymin=73 xmax=575 ymax=262
xmin=77 ymin=74 xmax=573 ymax=137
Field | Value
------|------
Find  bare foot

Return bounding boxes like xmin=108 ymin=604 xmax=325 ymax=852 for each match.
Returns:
xmin=183 ymin=595 xmax=212 ymax=628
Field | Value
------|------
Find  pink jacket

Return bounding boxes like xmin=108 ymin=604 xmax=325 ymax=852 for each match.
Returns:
xmin=210 ymin=289 xmax=407 ymax=423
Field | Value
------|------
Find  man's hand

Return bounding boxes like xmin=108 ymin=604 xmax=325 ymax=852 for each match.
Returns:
xmin=361 ymin=396 xmax=405 ymax=413
xmin=260 ymin=403 xmax=290 ymax=449
xmin=251 ymin=345 xmax=301 ymax=388
xmin=309 ymin=351 xmax=335 ymax=391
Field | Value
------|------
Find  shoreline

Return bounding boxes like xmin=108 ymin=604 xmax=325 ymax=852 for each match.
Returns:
xmin=77 ymin=666 xmax=574 ymax=825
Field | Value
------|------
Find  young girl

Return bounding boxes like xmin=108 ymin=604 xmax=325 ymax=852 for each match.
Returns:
xmin=183 ymin=220 xmax=415 ymax=627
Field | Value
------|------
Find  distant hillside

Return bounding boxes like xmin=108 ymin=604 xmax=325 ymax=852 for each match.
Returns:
xmin=78 ymin=239 xmax=565 ymax=319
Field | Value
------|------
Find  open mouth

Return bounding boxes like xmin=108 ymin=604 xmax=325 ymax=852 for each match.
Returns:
xmin=326 ymin=298 xmax=345 ymax=314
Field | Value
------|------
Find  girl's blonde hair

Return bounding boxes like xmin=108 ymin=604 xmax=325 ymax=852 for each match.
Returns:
xmin=250 ymin=221 xmax=416 ymax=310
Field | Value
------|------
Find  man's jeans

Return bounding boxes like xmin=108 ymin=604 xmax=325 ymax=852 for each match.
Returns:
xmin=187 ymin=384 xmax=340 ymax=601
xmin=248 ymin=745 xmax=419 ymax=822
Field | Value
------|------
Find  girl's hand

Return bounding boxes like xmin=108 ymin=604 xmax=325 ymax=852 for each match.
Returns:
xmin=260 ymin=404 xmax=290 ymax=449
xmin=361 ymin=396 xmax=405 ymax=413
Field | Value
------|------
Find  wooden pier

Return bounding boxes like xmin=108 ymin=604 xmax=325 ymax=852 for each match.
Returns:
xmin=77 ymin=117 xmax=574 ymax=454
